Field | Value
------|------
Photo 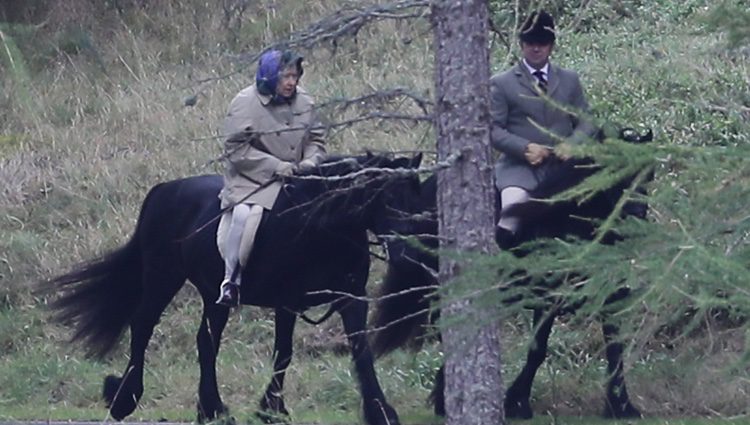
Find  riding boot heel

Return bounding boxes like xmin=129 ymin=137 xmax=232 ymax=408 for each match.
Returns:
xmin=216 ymin=279 xmax=240 ymax=307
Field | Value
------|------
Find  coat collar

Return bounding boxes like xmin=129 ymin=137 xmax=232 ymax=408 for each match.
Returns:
xmin=522 ymin=59 xmax=549 ymax=78
xmin=256 ymin=90 xmax=274 ymax=106
xmin=254 ymin=86 xmax=305 ymax=107
xmin=513 ymin=62 xmax=560 ymax=96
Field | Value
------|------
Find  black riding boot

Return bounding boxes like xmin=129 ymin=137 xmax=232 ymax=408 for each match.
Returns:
xmin=216 ymin=280 xmax=240 ymax=307
xmin=495 ymin=226 xmax=520 ymax=251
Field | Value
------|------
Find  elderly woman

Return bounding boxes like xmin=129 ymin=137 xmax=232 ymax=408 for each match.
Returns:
xmin=216 ymin=49 xmax=327 ymax=306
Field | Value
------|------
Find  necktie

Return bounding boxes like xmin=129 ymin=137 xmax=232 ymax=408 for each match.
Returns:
xmin=533 ymin=70 xmax=547 ymax=93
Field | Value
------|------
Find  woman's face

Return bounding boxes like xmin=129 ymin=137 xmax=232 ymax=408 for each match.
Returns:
xmin=276 ymin=65 xmax=300 ymax=97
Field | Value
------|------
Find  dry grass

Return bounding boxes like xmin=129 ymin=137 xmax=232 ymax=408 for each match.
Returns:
xmin=1 ymin=0 xmax=748 ymax=422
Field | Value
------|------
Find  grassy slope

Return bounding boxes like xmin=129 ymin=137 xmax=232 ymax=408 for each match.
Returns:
xmin=0 ymin=0 xmax=748 ymax=422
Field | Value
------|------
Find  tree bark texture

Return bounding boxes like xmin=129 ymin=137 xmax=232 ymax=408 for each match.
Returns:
xmin=431 ymin=1 xmax=505 ymax=424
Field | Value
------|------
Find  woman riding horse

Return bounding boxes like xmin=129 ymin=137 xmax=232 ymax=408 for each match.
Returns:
xmin=216 ymin=49 xmax=327 ymax=306
xmin=42 ymin=151 xmax=422 ymax=425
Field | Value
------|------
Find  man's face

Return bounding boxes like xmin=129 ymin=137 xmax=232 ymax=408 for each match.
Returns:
xmin=276 ymin=65 xmax=300 ymax=98
xmin=521 ymin=41 xmax=554 ymax=69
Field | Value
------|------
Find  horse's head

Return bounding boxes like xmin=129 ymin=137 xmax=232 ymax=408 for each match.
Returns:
xmin=516 ymin=126 xmax=654 ymax=242
xmin=377 ymin=169 xmax=439 ymax=273
xmin=356 ymin=152 xmax=424 ymax=238
xmin=603 ymin=127 xmax=653 ymax=221
xmin=596 ymin=124 xmax=653 ymax=144
xmin=285 ymin=152 xmax=423 ymax=235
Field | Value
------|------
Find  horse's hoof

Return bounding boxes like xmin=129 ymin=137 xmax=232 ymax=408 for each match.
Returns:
xmin=103 ymin=374 xmax=142 ymax=420
xmin=109 ymin=396 xmax=138 ymax=421
xmin=364 ymin=399 xmax=400 ymax=425
xmin=204 ymin=414 xmax=236 ymax=425
xmin=433 ymin=402 xmax=445 ymax=417
xmin=258 ymin=392 xmax=290 ymax=423
xmin=257 ymin=393 xmax=289 ymax=423
xmin=505 ymin=398 xmax=533 ymax=419
xmin=196 ymin=401 xmax=229 ymax=423
xmin=604 ymin=401 xmax=642 ymax=419
xmin=255 ymin=409 xmax=289 ymax=424
xmin=102 ymin=375 xmax=121 ymax=406
xmin=259 ymin=392 xmax=289 ymax=415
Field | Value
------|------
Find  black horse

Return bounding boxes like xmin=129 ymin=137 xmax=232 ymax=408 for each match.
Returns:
xmin=41 ymin=152 xmax=422 ymax=425
xmin=370 ymin=129 xmax=652 ymax=419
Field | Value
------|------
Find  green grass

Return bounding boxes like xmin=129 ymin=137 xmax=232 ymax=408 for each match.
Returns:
xmin=522 ymin=419 xmax=749 ymax=425
xmin=1 ymin=0 xmax=749 ymax=423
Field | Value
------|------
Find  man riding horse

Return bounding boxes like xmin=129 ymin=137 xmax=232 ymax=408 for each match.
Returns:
xmin=491 ymin=10 xmax=598 ymax=248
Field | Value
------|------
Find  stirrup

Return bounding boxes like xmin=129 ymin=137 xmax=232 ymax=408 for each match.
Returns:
xmin=216 ymin=279 xmax=240 ymax=307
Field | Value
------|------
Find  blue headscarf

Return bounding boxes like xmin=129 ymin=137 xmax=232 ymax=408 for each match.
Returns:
xmin=255 ymin=49 xmax=304 ymax=101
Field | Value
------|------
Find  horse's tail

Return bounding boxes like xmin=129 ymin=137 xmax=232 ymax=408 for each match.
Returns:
xmin=41 ymin=187 xmax=160 ymax=359
xmin=370 ymin=242 xmax=438 ymax=358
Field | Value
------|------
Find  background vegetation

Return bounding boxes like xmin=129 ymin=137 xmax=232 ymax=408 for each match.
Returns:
xmin=0 ymin=0 xmax=748 ymax=423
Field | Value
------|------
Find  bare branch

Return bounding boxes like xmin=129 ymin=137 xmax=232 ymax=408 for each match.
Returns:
xmin=233 ymin=0 xmax=430 ymax=63
xmin=488 ymin=15 xmax=513 ymax=53
xmin=196 ymin=0 xmax=430 ymax=85
xmin=289 ymin=148 xmax=464 ymax=183
xmin=319 ymin=86 xmax=432 ymax=116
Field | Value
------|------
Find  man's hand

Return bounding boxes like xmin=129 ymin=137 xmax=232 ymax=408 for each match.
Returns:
xmin=554 ymin=142 xmax=573 ymax=161
xmin=525 ymin=143 xmax=551 ymax=166
xmin=275 ymin=161 xmax=297 ymax=177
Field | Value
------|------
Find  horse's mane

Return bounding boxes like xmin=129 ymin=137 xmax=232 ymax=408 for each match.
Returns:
xmin=296 ymin=152 xmax=414 ymax=178
xmin=414 ymin=127 xmax=652 ymax=228
xmin=531 ymin=127 xmax=653 ymax=200
xmin=276 ymin=152 xmax=421 ymax=222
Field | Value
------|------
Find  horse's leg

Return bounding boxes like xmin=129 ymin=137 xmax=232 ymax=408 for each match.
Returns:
xmin=504 ymin=308 xmax=556 ymax=419
xmin=428 ymin=364 xmax=445 ymax=416
xmin=601 ymin=321 xmax=642 ymax=418
xmin=257 ymin=307 xmax=296 ymax=422
xmin=339 ymin=300 xmax=401 ymax=425
xmin=104 ymin=264 xmax=185 ymax=420
xmin=196 ymin=303 xmax=231 ymax=422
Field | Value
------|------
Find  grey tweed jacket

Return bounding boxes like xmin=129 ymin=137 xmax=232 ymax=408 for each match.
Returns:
xmin=490 ymin=62 xmax=596 ymax=192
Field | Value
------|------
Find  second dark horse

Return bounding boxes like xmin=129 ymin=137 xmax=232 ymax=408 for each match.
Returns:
xmin=371 ymin=129 xmax=653 ymax=419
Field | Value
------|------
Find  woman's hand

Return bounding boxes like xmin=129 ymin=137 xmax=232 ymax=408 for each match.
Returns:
xmin=275 ymin=161 xmax=297 ymax=177
xmin=298 ymin=158 xmax=317 ymax=172
xmin=525 ymin=143 xmax=550 ymax=166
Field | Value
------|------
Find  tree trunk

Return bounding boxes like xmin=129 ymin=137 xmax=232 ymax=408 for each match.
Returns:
xmin=431 ymin=1 xmax=505 ymax=424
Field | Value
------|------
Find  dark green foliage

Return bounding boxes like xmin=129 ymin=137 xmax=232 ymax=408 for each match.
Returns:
xmin=699 ymin=0 xmax=750 ymax=48
xmin=0 ymin=0 xmax=47 ymax=23
xmin=457 ymin=1 xmax=750 ymax=400
xmin=0 ymin=25 xmax=33 ymax=115
xmin=0 ymin=0 xmax=748 ymax=421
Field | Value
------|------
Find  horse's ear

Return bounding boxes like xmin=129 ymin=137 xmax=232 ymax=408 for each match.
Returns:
xmin=365 ymin=150 xmax=374 ymax=159
xmin=619 ymin=128 xmax=639 ymax=143
xmin=638 ymin=128 xmax=654 ymax=143
xmin=410 ymin=152 xmax=423 ymax=168
xmin=619 ymin=127 xmax=653 ymax=144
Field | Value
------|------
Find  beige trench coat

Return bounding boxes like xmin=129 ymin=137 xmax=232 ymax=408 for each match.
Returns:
xmin=219 ymin=85 xmax=326 ymax=210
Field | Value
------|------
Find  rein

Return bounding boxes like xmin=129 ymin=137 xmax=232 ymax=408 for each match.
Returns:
xmin=285 ymin=297 xmax=350 ymax=325
xmin=176 ymin=176 xmax=279 ymax=243
xmin=175 ymin=157 xmax=367 ymax=242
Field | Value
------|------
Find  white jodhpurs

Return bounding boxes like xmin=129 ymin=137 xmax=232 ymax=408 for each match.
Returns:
xmin=497 ymin=186 xmax=530 ymax=234
xmin=216 ymin=203 xmax=264 ymax=285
